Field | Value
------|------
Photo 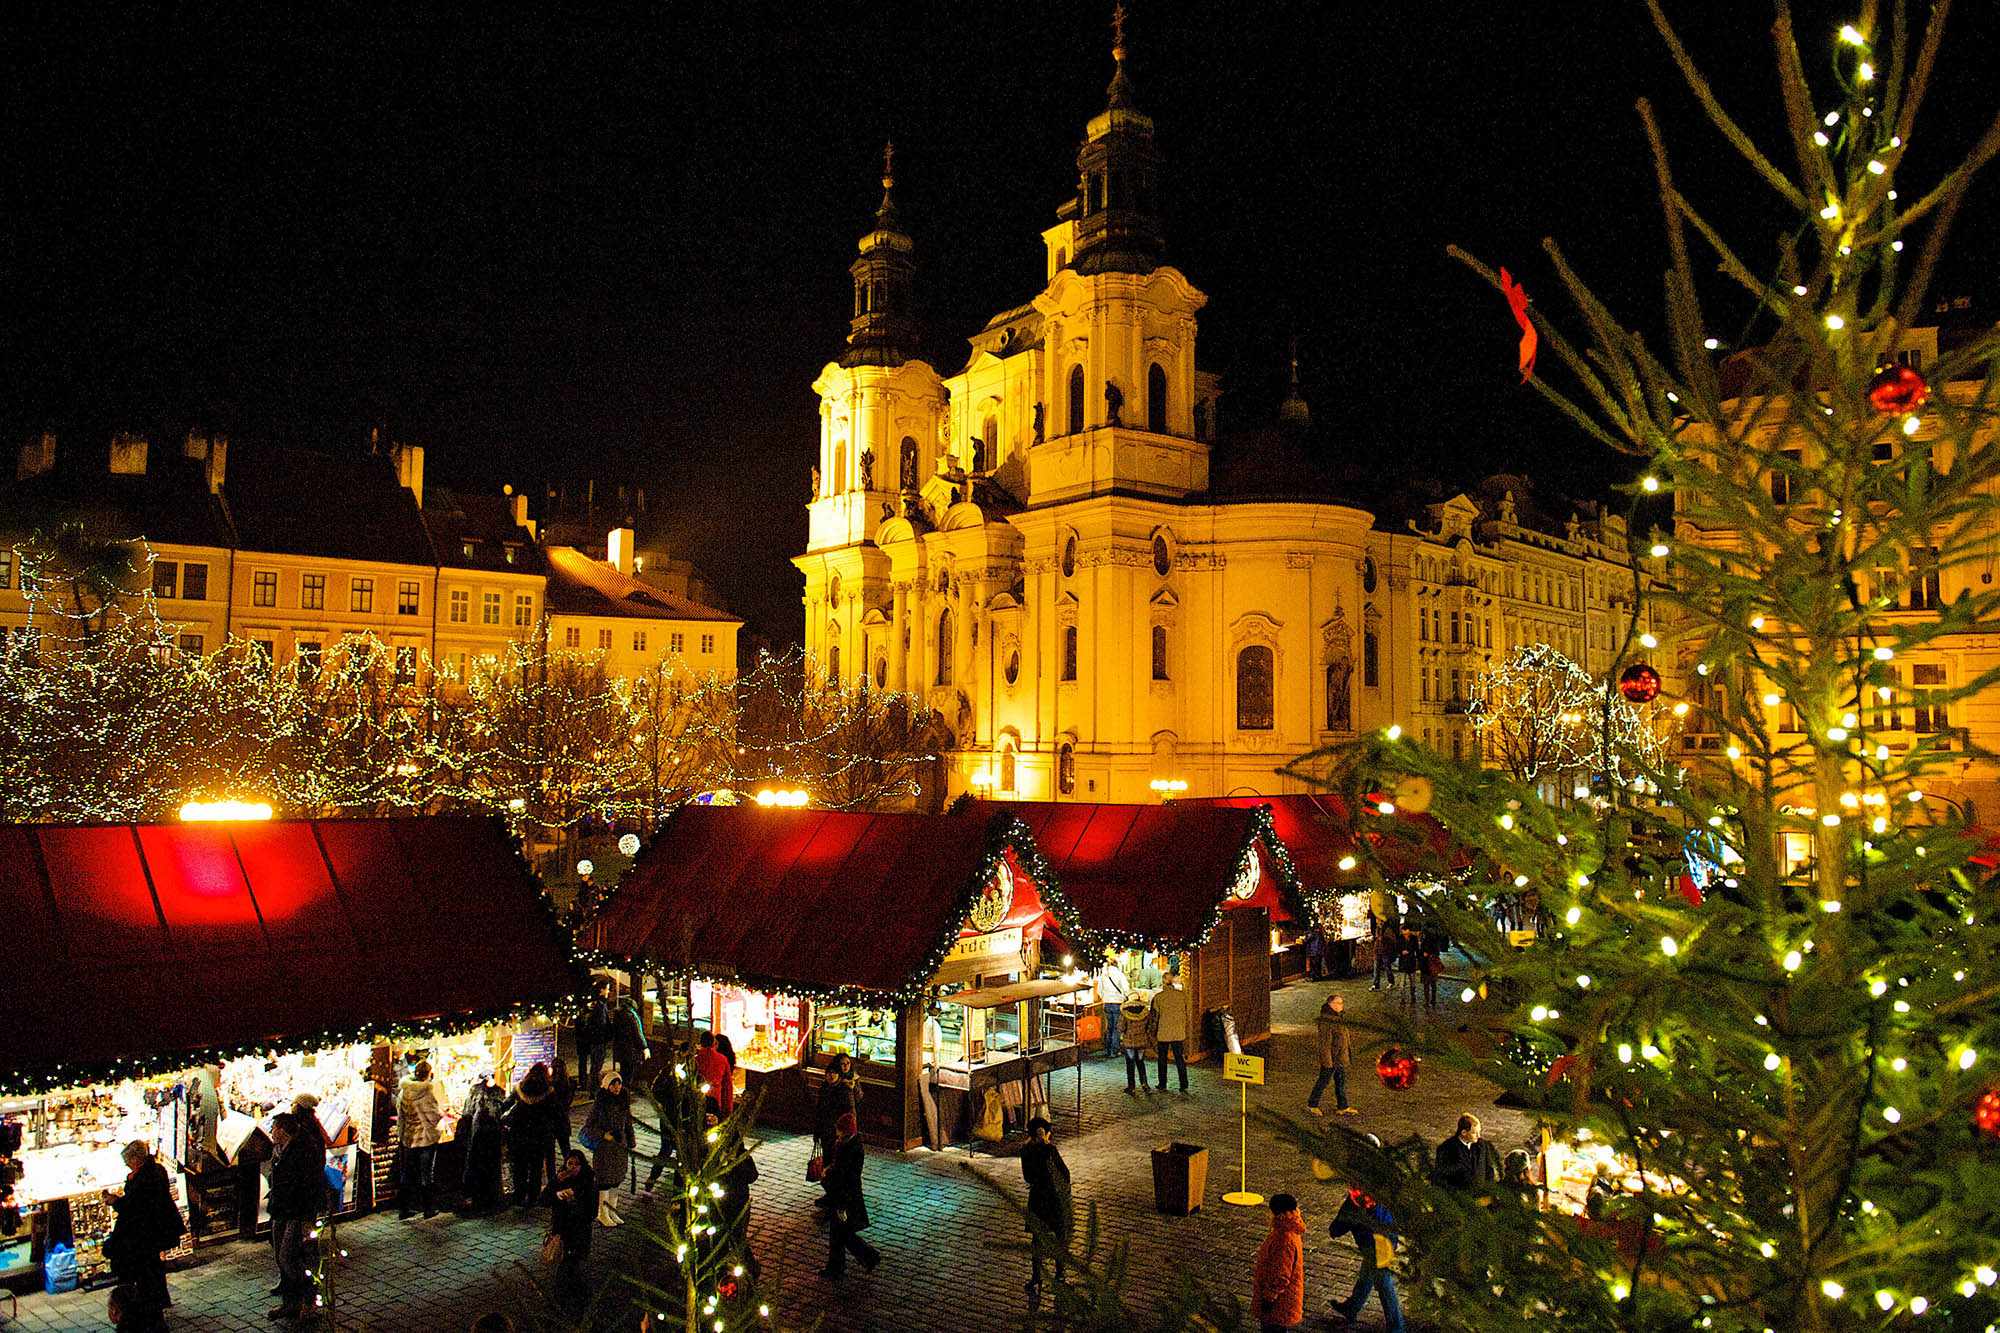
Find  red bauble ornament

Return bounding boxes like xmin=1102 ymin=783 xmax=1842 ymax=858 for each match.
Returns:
xmin=1376 ymin=1048 xmax=1420 ymax=1091
xmin=1976 ymin=1089 xmax=2000 ymax=1139
xmin=1868 ymin=363 xmax=1929 ymax=416
xmin=1618 ymin=663 xmax=1662 ymax=704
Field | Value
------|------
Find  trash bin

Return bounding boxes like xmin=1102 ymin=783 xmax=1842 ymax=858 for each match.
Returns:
xmin=1205 ymin=1008 xmax=1242 ymax=1055
xmin=1151 ymin=1142 xmax=1209 ymax=1215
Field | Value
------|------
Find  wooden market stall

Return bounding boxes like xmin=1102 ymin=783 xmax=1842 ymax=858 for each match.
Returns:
xmin=0 ymin=816 xmax=581 ymax=1291
xmin=960 ymin=800 xmax=1304 ymax=1060
xmin=586 ymin=805 xmax=1095 ymax=1151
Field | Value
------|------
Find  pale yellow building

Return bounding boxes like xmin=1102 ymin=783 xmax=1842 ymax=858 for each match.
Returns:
xmin=545 ymin=538 xmax=741 ymax=683
xmin=795 ymin=30 xmax=1659 ymax=803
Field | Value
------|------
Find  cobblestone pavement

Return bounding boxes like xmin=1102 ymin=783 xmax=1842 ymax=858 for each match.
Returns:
xmin=11 ymin=971 xmax=1524 ymax=1331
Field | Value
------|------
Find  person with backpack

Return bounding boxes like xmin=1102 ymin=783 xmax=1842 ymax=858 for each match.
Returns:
xmin=1120 ymin=990 xmax=1155 ymax=1093
xmin=1328 ymin=1187 xmax=1404 ymax=1333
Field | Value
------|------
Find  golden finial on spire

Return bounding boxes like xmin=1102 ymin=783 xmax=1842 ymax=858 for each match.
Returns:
xmin=1112 ymin=3 xmax=1128 ymax=57
xmin=882 ymin=139 xmax=895 ymax=188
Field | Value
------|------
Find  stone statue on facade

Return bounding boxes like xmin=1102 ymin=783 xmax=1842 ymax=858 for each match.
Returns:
xmin=1323 ymin=608 xmax=1355 ymax=731
xmin=900 ymin=437 xmax=919 ymax=492
xmin=810 ymin=464 xmax=820 ymax=501
xmin=859 ymin=448 xmax=874 ymax=491
xmin=1105 ymin=381 xmax=1124 ymax=427
xmin=1032 ymin=401 xmax=1045 ymax=444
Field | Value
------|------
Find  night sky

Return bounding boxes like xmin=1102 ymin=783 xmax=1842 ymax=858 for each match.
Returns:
xmin=6 ymin=1 xmax=1997 ymax=642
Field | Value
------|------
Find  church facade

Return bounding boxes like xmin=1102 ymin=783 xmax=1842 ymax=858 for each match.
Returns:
xmin=794 ymin=32 xmax=1658 ymax=803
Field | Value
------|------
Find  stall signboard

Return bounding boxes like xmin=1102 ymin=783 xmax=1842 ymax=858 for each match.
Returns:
xmin=946 ymin=926 xmax=1024 ymax=968
xmin=1223 ymin=1053 xmax=1265 ymax=1085
xmin=513 ymin=1026 xmax=559 ymax=1077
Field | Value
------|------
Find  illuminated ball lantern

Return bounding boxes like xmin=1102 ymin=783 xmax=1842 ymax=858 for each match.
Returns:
xmin=1618 ymin=663 xmax=1662 ymax=704
xmin=1376 ymin=1047 xmax=1420 ymax=1091
xmin=1867 ymin=363 xmax=1929 ymax=416
xmin=1976 ymin=1089 xmax=2000 ymax=1140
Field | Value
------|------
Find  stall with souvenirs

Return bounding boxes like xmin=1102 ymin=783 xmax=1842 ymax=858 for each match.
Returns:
xmin=588 ymin=805 xmax=1096 ymax=1150
xmin=0 ymin=816 xmax=586 ymax=1289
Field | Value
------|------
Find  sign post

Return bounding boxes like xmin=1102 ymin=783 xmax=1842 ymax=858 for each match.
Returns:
xmin=1221 ymin=1052 xmax=1265 ymax=1206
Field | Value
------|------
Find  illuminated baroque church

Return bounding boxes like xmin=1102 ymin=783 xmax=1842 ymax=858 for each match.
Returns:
xmin=795 ymin=23 xmax=1656 ymax=803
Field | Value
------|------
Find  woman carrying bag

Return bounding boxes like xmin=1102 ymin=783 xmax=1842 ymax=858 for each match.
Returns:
xmin=580 ymin=1071 xmax=635 ymax=1226
xmin=541 ymin=1151 xmax=598 ymax=1302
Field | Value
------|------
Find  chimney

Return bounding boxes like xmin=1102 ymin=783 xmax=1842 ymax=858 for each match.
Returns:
xmin=504 ymin=484 xmax=536 ymax=538
xmin=184 ymin=432 xmax=228 ymax=492
xmin=108 ymin=432 xmax=149 ymax=476
xmin=607 ymin=526 xmax=635 ymax=576
xmin=16 ymin=431 xmax=55 ymax=481
xmin=392 ymin=442 xmax=425 ymax=508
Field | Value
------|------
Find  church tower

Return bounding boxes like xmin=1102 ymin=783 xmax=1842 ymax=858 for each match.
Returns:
xmin=799 ymin=148 xmax=948 ymax=684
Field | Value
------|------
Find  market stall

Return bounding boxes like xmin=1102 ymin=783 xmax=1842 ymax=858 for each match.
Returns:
xmin=960 ymin=799 xmax=1303 ymax=1059
xmin=0 ymin=816 xmax=583 ymax=1290
xmin=586 ymin=805 xmax=1095 ymax=1150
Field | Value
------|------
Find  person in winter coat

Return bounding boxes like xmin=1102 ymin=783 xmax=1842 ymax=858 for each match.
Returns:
xmin=714 ymin=1115 xmax=761 ymax=1282
xmin=550 ymin=1060 xmax=576 ymax=1138
xmin=1120 ymin=993 xmax=1154 ymax=1092
xmin=1151 ymin=971 xmax=1191 ymax=1094
xmin=458 ymin=1072 xmax=508 ymax=1211
xmin=103 ymin=1140 xmax=181 ymax=1318
xmin=1307 ymin=994 xmax=1356 ymax=1115
xmin=582 ymin=1071 xmax=635 ymax=1223
xmin=1304 ymin=927 xmax=1326 ymax=981
xmin=812 ymin=1057 xmax=861 ymax=1202
xmin=612 ymin=996 xmax=650 ymax=1079
xmin=1435 ymin=1113 xmax=1500 ymax=1190
xmin=819 ymin=1113 xmax=880 ymax=1279
xmin=694 ymin=1031 xmax=734 ymax=1118
xmin=290 ymin=1094 xmax=330 ymax=1150
xmin=580 ymin=982 xmax=615 ymax=1092
xmin=1329 ymin=1188 xmax=1404 ymax=1333
xmin=397 ymin=1060 xmax=445 ymax=1219
xmin=503 ymin=1063 xmax=563 ymax=1208
xmin=543 ymin=1151 xmax=598 ymax=1301
xmin=1253 ymin=1192 xmax=1306 ymax=1331
xmin=1019 ymin=1116 xmax=1071 ymax=1291
xmin=266 ymin=1111 xmax=327 ymax=1319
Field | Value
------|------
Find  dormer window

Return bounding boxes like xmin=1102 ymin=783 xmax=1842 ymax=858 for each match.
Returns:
xmin=503 ymin=545 xmax=518 ymax=565
xmin=462 ymin=541 xmax=477 ymax=559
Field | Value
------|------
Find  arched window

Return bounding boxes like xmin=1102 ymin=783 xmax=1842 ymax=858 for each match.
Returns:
xmin=899 ymin=436 xmax=919 ymax=491
xmin=1058 ymin=742 xmax=1076 ymax=796
xmin=979 ymin=415 xmax=998 ymax=471
xmin=936 ymin=608 xmax=955 ymax=686
xmin=829 ymin=644 xmax=840 ymax=682
xmin=833 ymin=440 xmax=847 ymax=492
xmin=1236 ymin=645 xmax=1274 ymax=730
xmin=1147 ymin=363 xmax=1168 ymax=432
xmin=1000 ymin=742 xmax=1017 ymax=794
xmin=1151 ymin=625 xmax=1169 ymax=681
xmin=1062 ymin=625 xmax=1078 ymax=682
xmin=1068 ymin=365 xmax=1086 ymax=435
xmin=1362 ymin=629 xmax=1380 ymax=687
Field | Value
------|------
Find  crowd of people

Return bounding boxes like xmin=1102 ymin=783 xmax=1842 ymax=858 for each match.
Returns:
xmin=1367 ymin=921 xmax=1449 ymax=1011
xmin=1090 ymin=953 xmax=1194 ymax=1095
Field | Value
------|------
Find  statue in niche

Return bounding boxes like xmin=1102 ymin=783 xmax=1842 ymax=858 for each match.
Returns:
xmin=859 ymin=448 xmax=874 ymax=491
xmin=971 ymin=438 xmax=986 ymax=473
xmin=1323 ymin=608 xmax=1354 ymax=731
xmin=809 ymin=465 xmax=820 ymax=501
xmin=1032 ymin=402 xmax=1045 ymax=444
xmin=1105 ymin=381 xmax=1124 ymax=427
xmin=899 ymin=437 xmax=919 ymax=492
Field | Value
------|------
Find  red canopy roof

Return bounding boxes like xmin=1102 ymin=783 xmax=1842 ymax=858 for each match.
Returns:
xmin=961 ymin=799 xmax=1298 ymax=945
xmin=0 ymin=817 xmax=578 ymax=1092
xmin=589 ymin=806 xmax=1057 ymax=1000
xmin=1193 ymin=793 xmax=1462 ymax=884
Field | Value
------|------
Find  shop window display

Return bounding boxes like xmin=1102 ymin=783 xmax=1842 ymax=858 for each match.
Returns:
xmin=814 ymin=1006 xmax=900 ymax=1067
xmin=690 ymin=981 xmax=811 ymax=1074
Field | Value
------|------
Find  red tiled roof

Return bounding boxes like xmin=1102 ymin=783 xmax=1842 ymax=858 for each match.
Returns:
xmin=543 ymin=546 xmax=739 ymax=623
xmin=961 ymin=800 xmax=1297 ymax=942
xmin=589 ymin=807 xmax=1049 ymax=998
xmin=0 ymin=817 xmax=578 ymax=1090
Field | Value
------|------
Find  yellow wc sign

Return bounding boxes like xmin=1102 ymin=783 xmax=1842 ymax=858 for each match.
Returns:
xmin=1223 ymin=1052 xmax=1265 ymax=1085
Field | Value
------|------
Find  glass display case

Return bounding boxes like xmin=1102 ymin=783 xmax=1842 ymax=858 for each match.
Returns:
xmin=814 ymin=1005 xmax=899 ymax=1067
xmin=691 ymin=981 xmax=811 ymax=1073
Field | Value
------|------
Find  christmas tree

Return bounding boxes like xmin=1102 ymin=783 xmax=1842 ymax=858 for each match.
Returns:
xmin=1283 ymin=4 xmax=2000 ymax=1331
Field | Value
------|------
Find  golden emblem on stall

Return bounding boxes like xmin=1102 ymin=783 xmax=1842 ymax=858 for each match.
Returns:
xmin=968 ymin=862 xmax=1014 ymax=932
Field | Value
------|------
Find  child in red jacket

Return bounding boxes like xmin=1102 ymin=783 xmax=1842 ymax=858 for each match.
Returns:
xmin=1253 ymin=1192 xmax=1306 ymax=1330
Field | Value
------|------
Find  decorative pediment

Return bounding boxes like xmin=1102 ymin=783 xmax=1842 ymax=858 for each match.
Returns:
xmin=1149 ymin=587 xmax=1180 ymax=609
xmin=1229 ymin=610 xmax=1283 ymax=643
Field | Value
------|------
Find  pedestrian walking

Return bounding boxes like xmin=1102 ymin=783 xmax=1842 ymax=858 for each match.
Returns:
xmin=396 ymin=1060 xmax=445 ymax=1218
xmin=1093 ymin=955 xmax=1132 ymax=1057
xmin=1019 ymin=1115 xmax=1071 ymax=1292
xmin=1120 ymin=991 xmax=1154 ymax=1092
xmin=1253 ymin=1192 xmax=1306 ymax=1331
xmin=1304 ymin=927 xmax=1326 ymax=981
xmin=102 ymin=1141 xmax=181 ymax=1321
xmin=504 ymin=1062 xmax=563 ymax=1209
xmin=1329 ymin=1188 xmax=1404 ymax=1333
xmin=581 ymin=1071 xmax=635 ymax=1224
xmin=1371 ymin=925 xmax=1396 ymax=990
xmin=641 ymin=1041 xmax=697 ymax=1194
xmin=1398 ymin=938 xmax=1420 ymax=1008
xmin=613 ymin=991 xmax=651 ymax=1080
xmin=813 ymin=1057 xmax=861 ymax=1203
xmin=1151 ymin=969 xmax=1191 ymax=1094
xmin=695 ymin=1031 xmax=734 ymax=1118
xmin=714 ymin=1115 xmax=761 ymax=1281
xmin=265 ymin=1111 xmax=325 ymax=1320
xmin=459 ymin=1071 xmax=508 ymax=1211
xmin=1306 ymin=994 xmax=1355 ymax=1115
xmin=1434 ymin=1113 xmax=1500 ymax=1190
xmin=542 ymin=1150 xmax=598 ymax=1302
xmin=1422 ymin=942 xmax=1443 ymax=1011
xmin=819 ymin=1113 xmax=881 ymax=1279
xmin=580 ymin=981 xmax=615 ymax=1092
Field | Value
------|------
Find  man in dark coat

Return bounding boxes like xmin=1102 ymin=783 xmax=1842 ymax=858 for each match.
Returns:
xmin=581 ymin=981 xmax=615 ymax=1091
xmin=543 ymin=1151 xmax=598 ymax=1302
xmin=1435 ymin=1112 xmax=1501 ymax=1190
xmin=613 ymin=995 xmax=650 ymax=1080
xmin=819 ymin=1113 xmax=880 ymax=1279
xmin=104 ymin=1141 xmax=181 ymax=1319
xmin=1019 ymin=1116 xmax=1071 ymax=1291
xmin=266 ymin=1111 xmax=327 ymax=1319
xmin=503 ymin=1063 xmax=563 ymax=1208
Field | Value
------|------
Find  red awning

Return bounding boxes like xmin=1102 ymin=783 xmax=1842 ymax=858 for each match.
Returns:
xmin=1193 ymin=793 xmax=1462 ymax=883
xmin=962 ymin=800 xmax=1296 ymax=945
xmin=0 ymin=817 xmax=578 ymax=1090
xmin=591 ymin=806 xmax=1046 ymax=999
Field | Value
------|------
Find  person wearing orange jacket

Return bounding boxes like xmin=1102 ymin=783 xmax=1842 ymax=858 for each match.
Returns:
xmin=1252 ymin=1192 xmax=1306 ymax=1331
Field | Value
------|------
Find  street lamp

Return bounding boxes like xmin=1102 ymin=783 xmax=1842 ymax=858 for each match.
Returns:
xmin=179 ymin=799 xmax=274 ymax=822
xmin=754 ymin=789 xmax=810 ymax=807
xmin=1149 ymin=777 xmax=1189 ymax=802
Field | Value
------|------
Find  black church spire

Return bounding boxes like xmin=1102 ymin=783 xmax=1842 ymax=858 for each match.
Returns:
xmin=1070 ymin=5 xmax=1165 ymax=277
xmin=841 ymin=141 xmax=921 ymax=368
